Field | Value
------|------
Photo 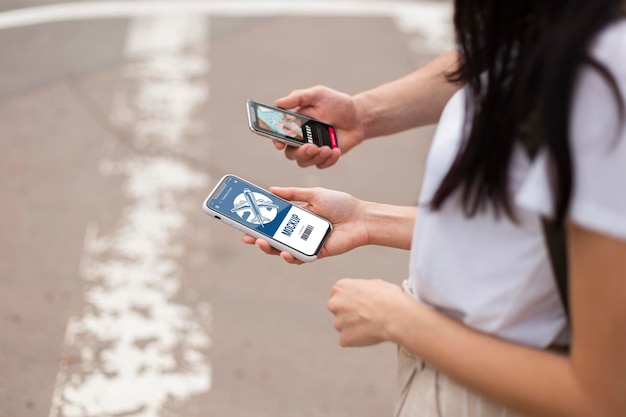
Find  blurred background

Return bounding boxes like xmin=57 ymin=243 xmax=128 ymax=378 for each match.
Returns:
xmin=0 ymin=1 xmax=453 ymax=416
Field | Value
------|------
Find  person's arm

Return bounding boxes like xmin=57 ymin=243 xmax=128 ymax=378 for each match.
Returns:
xmin=274 ymin=51 xmax=462 ymax=168
xmin=242 ymin=187 xmax=416 ymax=264
xmin=354 ymin=50 xmax=462 ymax=140
xmin=327 ymin=222 xmax=626 ymax=417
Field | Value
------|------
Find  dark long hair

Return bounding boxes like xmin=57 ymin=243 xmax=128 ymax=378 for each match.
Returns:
xmin=430 ymin=0 xmax=625 ymax=223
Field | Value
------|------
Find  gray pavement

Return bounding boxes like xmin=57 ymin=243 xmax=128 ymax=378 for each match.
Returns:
xmin=0 ymin=2 xmax=451 ymax=417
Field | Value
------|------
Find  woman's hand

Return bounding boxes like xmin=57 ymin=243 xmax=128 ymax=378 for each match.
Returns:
xmin=327 ymin=278 xmax=411 ymax=347
xmin=242 ymin=186 xmax=370 ymax=264
xmin=273 ymin=85 xmax=365 ymax=169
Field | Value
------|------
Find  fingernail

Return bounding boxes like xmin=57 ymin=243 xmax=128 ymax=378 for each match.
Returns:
xmin=305 ymin=147 xmax=316 ymax=156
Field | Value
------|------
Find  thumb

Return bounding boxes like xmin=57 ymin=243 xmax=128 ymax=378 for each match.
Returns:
xmin=274 ymin=91 xmax=302 ymax=111
xmin=269 ymin=186 xmax=315 ymax=204
xmin=275 ymin=87 xmax=318 ymax=111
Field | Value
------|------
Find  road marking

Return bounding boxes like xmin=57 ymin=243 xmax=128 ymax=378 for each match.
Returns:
xmin=0 ymin=1 xmax=453 ymax=416
xmin=0 ymin=1 xmax=453 ymax=52
xmin=48 ymin=14 xmax=212 ymax=417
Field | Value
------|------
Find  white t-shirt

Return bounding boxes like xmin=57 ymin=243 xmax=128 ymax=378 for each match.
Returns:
xmin=409 ymin=19 xmax=626 ymax=348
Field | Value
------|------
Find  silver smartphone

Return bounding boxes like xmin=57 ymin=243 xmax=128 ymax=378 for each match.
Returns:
xmin=202 ymin=174 xmax=333 ymax=262
xmin=246 ymin=99 xmax=339 ymax=149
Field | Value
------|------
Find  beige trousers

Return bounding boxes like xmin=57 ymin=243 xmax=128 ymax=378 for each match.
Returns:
xmin=394 ymin=281 xmax=527 ymax=417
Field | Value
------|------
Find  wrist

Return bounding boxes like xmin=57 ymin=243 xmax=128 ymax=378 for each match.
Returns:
xmin=352 ymin=91 xmax=378 ymax=141
xmin=384 ymin=292 xmax=438 ymax=352
xmin=361 ymin=202 xmax=416 ymax=249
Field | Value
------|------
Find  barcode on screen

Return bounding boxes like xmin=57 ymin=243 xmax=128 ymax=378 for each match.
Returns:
xmin=301 ymin=225 xmax=314 ymax=241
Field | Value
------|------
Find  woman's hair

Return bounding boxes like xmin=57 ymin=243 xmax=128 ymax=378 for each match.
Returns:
xmin=430 ymin=0 xmax=625 ymax=223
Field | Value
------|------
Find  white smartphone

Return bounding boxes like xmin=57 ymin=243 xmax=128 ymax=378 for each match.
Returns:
xmin=202 ymin=174 xmax=333 ymax=262
xmin=246 ymin=99 xmax=339 ymax=149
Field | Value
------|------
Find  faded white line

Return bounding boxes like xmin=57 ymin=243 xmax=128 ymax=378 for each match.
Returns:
xmin=0 ymin=1 xmax=454 ymax=52
xmin=48 ymin=14 xmax=212 ymax=417
xmin=21 ymin=2 xmax=454 ymax=416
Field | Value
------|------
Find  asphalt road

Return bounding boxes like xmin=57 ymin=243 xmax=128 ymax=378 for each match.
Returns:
xmin=0 ymin=2 xmax=452 ymax=416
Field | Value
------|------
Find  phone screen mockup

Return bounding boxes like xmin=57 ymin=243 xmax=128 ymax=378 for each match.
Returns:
xmin=247 ymin=100 xmax=338 ymax=149
xmin=205 ymin=175 xmax=332 ymax=257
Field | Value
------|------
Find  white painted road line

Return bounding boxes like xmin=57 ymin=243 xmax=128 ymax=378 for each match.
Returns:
xmin=48 ymin=15 xmax=212 ymax=417
xmin=0 ymin=1 xmax=453 ymax=416
xmin=0 ymin=1 xmax=453 ymax=52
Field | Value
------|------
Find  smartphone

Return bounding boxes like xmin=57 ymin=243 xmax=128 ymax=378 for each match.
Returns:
xmin=246 ymin=99 xmax=339 ymax=149
xmin=202 ymin=174 xmax=333 ymax=262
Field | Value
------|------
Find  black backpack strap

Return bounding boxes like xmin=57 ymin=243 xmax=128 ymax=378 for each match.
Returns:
xmin=519 ymin=116 xmax=570 ymax=319
xmin=540 ymin=219 xmax=569 ymax=317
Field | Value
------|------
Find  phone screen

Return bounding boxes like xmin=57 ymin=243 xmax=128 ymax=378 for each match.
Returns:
xmin=247 ymin=100 xmax=338 ymax=149
xmin=206 ymin=175 xmax=331 ymax=256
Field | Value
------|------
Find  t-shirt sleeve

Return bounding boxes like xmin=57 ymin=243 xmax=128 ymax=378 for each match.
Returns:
xmin=517 ymin=20 xmax=626 ymax=241
xmin=567 ymin=20 xmax=626 ymax=240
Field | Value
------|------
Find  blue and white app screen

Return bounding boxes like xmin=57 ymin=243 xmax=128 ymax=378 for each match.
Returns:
xmin=207 ymin=176 xmax=330 ymax=256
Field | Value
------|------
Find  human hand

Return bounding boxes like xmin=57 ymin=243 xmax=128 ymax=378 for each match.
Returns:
xmin=327 ymin=278 xmax=408 ymax=347
xmin=242 ymin=186 xmax=370 ymax=264
xmin=273 ymin=85 xmax=365 ymax=169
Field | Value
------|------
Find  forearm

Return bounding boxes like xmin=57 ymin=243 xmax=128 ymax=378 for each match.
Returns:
xmin=387 ymin=296 xmax=598 ymax=417
xmin=361 ymin=202 xmax=416 ymax=250
xmin=353 ymin=50 xmax=462 ymax=140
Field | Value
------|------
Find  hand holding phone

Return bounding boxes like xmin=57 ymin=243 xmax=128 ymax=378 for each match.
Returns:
xmin=242 ymin=185 xmax=376 ymax=264
xmin=246 ymin=100 xmax=339 ymax=149
xmin=203 ymin=175 xmax=333 ymax=263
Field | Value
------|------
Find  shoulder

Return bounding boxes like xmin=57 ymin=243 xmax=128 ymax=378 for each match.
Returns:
xmin=589 ymin=18 xmax=626 ymax=74
xmin=566 ymin=17 xmax=626 ymax=241
xmin=593 ymin=16 xmax=626 ymax=45
xmin=572 ymin=17 xmax=626 ymax=136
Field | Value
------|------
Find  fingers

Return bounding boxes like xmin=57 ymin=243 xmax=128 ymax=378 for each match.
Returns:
xmin=242 ymin=234 xmax=256 ymax=245
xmin=327 ymin=279 xmax=362 ymax=347
xmin=283 ymin=143 xmax=317 ymax=162
xmin=241 ymin=235 xmax=304 ymax=265
xmin=316 ymin=149 xmax=342 ymax=169
xmin=254 ymin=238 xmax=279 ymax=255
xmin=242 ymin=235 xmax=278 ymax=254
xmin=327 ymin=278 xmax=352 ymax=312
xmin=273 ymin=140 xmax=286 ymax=150
xmin=284 ymin=144 xmax=341 ymax=169
xmin=279 ymin=251 xmax=304 ymax=265
xmin=275 ymin=140 xmax=340 ymax=169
